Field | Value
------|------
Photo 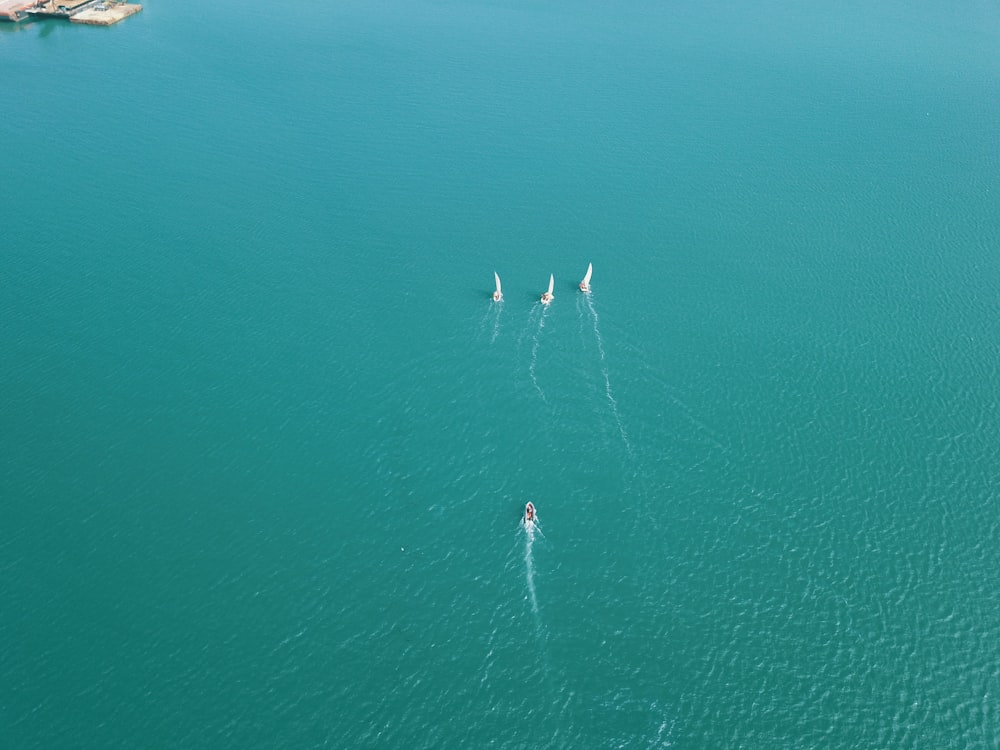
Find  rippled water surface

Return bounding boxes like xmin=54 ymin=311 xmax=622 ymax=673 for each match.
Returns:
xmin=3 ymin=1 xmax=1000 ymax=747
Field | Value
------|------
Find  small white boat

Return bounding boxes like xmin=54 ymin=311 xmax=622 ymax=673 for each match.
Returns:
xmin=492 ymin=272 xmax=503 ymax=302
xmin=540 ymin=274 xmax=554 ymax=305
xmin=579 ymin=262 xmax=592 ymax=293
xmin=524 ymin=501 xmax=537 ymax=528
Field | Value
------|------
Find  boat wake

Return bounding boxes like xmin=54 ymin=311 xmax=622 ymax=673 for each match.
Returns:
xmin=524 ymin=521 xmax=540 ymax=615
xmin=484 ymin=509 xmax=553 ymax=693
xmin=491 ymin=307 xmax=502 ymax=343
xmin=581 ymin=293 xmax=632 ymax=455
xmin=479 ymin=298 xmax=504 ymax=344
xmin=527 ymin=305 xmax=548 ymax=403
xmin=488 ymin=302 xmax=503 ymax=344
xmin=521 ymin=514 xmax=551 ymax=679
xmin=488 ymin=273 xmax=504 ymax=342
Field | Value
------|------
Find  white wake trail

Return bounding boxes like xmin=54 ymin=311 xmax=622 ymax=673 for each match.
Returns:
xmin=490 ymin=301 xmax=502 ymax=344
xmin=528 ymin=305 xmax=548 ymax=403
xmin=517 ymin=517 xmax=554 ymax=684
xmin=585 ymin=294 xmax=632 ymax=454
xmin=523 ymin=519 xmax=551 ymax=677
xmin=479 ymin=303 xmax=493 ymax=334
xmin=524 ymin=525 xmax=540 ymax=615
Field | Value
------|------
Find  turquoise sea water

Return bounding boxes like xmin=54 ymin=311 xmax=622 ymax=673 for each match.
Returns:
xmin=3 ymin=1 xmax=1000 ymax=747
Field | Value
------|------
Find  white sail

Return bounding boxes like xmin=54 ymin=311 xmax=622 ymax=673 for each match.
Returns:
xmin=494 ymin=272 xmax=502 ymax=295
xmin=540 ymin=274 xmax=554 ymax=304
xmin=582 ymin=263 xmax=592 ymax=286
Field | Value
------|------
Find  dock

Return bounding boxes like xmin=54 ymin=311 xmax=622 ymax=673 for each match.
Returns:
xmin=25 ymin=0 xmax=93 ymax=18
xmin=0 ymin=0 xmax=34 ymax=21
xmin=71 ymin=2 xmax=140 ymax=25
xmin=1 ymin=0 xmax=140 ymax=23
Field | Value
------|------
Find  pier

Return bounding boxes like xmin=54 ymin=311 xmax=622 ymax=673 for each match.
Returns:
xmin=0 ymin=0 xmax=33 ymax=21
xmin=71 ymin=2 xmax=140 ymax=24
xmin=1 ymin=0 xmax=140 ymax=24
xmin=26 ymin=0 xmax=92 ymax=18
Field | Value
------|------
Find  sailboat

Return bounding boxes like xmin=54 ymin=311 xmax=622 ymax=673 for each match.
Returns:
xmin=540 ymin=274 xmax=554 ymax=305
xmin=492 ymin=272 xmax=503 ymax=302
xmin=579 ymin=262 xmax=592 ymax=293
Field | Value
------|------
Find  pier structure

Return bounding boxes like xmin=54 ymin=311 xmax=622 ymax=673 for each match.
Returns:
xmin=26 ymin=0 xmax=97 ymax=19
xmin=0 ymin=0 xmax=34 ymax=21
xmin=71 ymin=2 xmax=140 ymax=24
xmin=0 ymin=0 xmax=140 ymax=23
